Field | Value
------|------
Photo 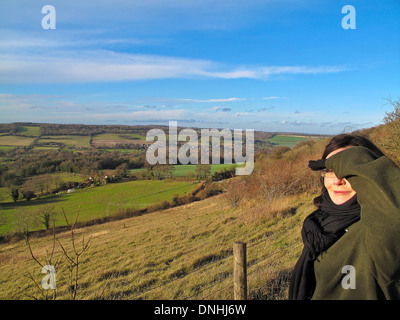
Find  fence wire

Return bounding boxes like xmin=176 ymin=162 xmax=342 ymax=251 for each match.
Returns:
xmin=128 ymin=223 xmax=303 ymax=300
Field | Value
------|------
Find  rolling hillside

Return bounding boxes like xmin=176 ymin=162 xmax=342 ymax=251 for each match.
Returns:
xmin=0 ymin=192 xmax=314 ymax=300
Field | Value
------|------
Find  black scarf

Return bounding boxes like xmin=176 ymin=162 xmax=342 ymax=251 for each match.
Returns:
xmin=289 ymin=192 xmax=361 ymax=300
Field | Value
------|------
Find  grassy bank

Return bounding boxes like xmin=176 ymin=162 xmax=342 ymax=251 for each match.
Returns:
xmin=0 ymin=193 xmax=314 ymax=300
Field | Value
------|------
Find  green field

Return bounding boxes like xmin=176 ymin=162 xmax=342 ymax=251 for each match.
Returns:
xmin=92 ymin=133 xmax=146 ymax=140
xmin=267 ymin=135 xmax=307 ymax=148
xmin=0 ymin=135 xmax=36 ymax=147
xmin=38 ymin=135 xmax=91 ymax=148
xmin=130 ymin=163 xmax=239 ymax=178
xmin=0 ymin=146 xmax=16 ymax=152
xmin=15 ymin=126 xmax=40 ymax=137
xmin=173 ymin=163 xmax=237 ymax=177
xmin=0 ymin=180 xmax=197 ymax=235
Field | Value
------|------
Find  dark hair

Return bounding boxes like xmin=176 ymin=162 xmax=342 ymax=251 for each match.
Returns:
xmin=313 ymin=133 xmax=385 ymax=207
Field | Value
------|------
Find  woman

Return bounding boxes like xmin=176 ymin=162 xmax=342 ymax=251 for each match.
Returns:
xmin=289 ymin=134 xmax=400 ymax=300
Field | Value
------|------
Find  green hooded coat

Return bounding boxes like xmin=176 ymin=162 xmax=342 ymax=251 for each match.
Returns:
xmin=312 ymin=146 xmax=400 ymax=299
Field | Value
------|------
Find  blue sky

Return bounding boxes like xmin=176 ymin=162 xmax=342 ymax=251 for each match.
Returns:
xmin=0 ymin=0 xmax=399 ymax=134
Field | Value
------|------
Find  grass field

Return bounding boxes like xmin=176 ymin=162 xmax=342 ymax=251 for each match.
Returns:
xmin=0 ymin=192 xmax=312 ymax=300
xmin=0 ymin=135 xmax=36 ymax=147
xmin=38 ymin=135 xmax=91 ymax=148
xmin=172 ymin=163 xmax=237 ymax=177
xmin=130 ymin=163 xmax=239 ymax=178
xmin=15 ymin=126 xmax=40 ymax=137
xmin=0 ymin=180 xmax=198 ymax=235
xmin=91 ymin=133 xmax=148 ymax=148
xmin=0 ymin=146 xmax=16 ymax=152
xmin=267 ymin=135 xmax=308 ymax=148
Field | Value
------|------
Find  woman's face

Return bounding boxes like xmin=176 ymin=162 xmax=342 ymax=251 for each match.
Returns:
xmin=324 ymin=147 xmax=357 ymax=205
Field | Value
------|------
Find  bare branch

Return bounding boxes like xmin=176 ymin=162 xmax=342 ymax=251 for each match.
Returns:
xmin=72 ymin=206 xmax=81 ymax=229
xmin=23 ymin=272 xmax=45 ymax=299
xmin=25 ymin=234 xmax=44 ymax=269
xmin=61 ymin=207 xmax=70 ymax=228
xmin=56 ymin=237 xmax=77 ymax=266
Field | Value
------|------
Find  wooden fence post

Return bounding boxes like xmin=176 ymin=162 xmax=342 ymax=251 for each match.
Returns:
xmin=233 ymin=241 xmax=247 ymax=300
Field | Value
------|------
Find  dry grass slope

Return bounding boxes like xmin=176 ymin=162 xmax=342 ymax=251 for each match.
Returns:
xmin=0 ymin=192 xmax=315 ymax=300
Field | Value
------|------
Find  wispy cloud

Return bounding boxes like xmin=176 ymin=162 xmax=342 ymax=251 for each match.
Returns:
xmin=177 ymin=97 xmax=245 ymax=103
xmin=0 ymin=49 xmax=349 ymax=84
xmin=0 ymin=29 xmax=163 ymax=51
xmin=263 ymin=96 xmax=281 ymax=100
xmin=196 ymin=65 xmax=348 ymax=80
xmin=0 ymin=93 xmax=375 ymax=134
xmin=0 ymin=51 xmax=203 ymax=84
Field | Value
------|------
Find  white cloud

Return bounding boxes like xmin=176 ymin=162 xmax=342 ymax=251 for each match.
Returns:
xmin=263 ymin=96 xmax=281 ymax=100
xmin=0 ymin=51 xmax=211 ymax=84
xmin=234 ymin=112 xmax=253 ymax=117
xmin=0 ymin=29 xmax=162 ymax=52
xmin=0 ymin=49 xmax=349 ymax=84
xmin=177 ymin=97 xmax=245 ymax=103
xmin=0 ymin=93 xmax=376 ymax=135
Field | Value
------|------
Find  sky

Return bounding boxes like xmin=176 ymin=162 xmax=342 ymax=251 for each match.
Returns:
xmin=0 ymin=0 xmax=399 ymax=134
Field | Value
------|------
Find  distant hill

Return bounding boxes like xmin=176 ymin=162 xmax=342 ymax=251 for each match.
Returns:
xmin=0 ymin=122 xmax=331 ymax=152
xmin=0 ymin=122 xmax=331 ymax=138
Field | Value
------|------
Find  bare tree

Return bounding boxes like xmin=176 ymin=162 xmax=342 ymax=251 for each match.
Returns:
xmin=24 ymin=207 xmax=92 ymax=300
xmin=24 ymin=221 xmax=61 ymax=300
xmin=56 ymin=207 xmax=92 ymax=300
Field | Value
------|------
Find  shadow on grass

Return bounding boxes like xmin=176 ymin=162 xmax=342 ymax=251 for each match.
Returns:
xmin=0 ymin=194 xmax=66 ymax=211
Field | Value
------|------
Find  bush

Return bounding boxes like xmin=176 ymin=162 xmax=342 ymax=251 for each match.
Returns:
xmin=171 ymin=194 xmax=180 ymax=207
xmin=366 ymin=98 xmax=400 ymax=165
xmin=223 ymin=178 xmax=246 ymax=208
xmin=21 ymin=190 xmax=35 ymax=201
xmin=10 ymin=187 xmax=19 ymax=202
xmin=224 ymin=141 xmax=324 ymax=221
xmin=147 ymin=201 xmax=171 ymax=213
xmin=111 ymin=207 xmax=142 ymax=220
xmin=196 ymin=183 xmax=223 ymax=200
xmin=211 ymin=166 xmax=236 ymax=181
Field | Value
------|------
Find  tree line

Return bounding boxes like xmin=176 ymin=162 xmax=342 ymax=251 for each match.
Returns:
xmin=0 ymin=123 xmax=167 ymax=136
xmin=0 ymin=148 xmax=144 ymax=192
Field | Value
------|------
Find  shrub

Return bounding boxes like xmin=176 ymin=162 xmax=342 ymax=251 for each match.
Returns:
xmin=147 ymin=201 xmax=171 ymax=213
xmin=21 ymin=190 xmax=35 ymax=201
xmin=171 ymin=193 xmax=180 ymax=207
xmin=365 ymin=98 xmax=400 ymax=166
xmin=196 ymin=183 xmax=223 ymax=200
xmin=223 ymin=178 xmax=246 ymax=208
xmin=224 ymin=140 xmax=323 ymax=221
xmin=111 ymin=207 xmax=142 ymax=220
xmin=10 ymin=187 xmax=19 ymax=202
xmin=211 ymin=166 xmax=236 ymax=181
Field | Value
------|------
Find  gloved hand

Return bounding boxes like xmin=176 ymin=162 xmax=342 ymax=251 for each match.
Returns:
xmin=308 ymin=159 xmax=326 ymax=171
